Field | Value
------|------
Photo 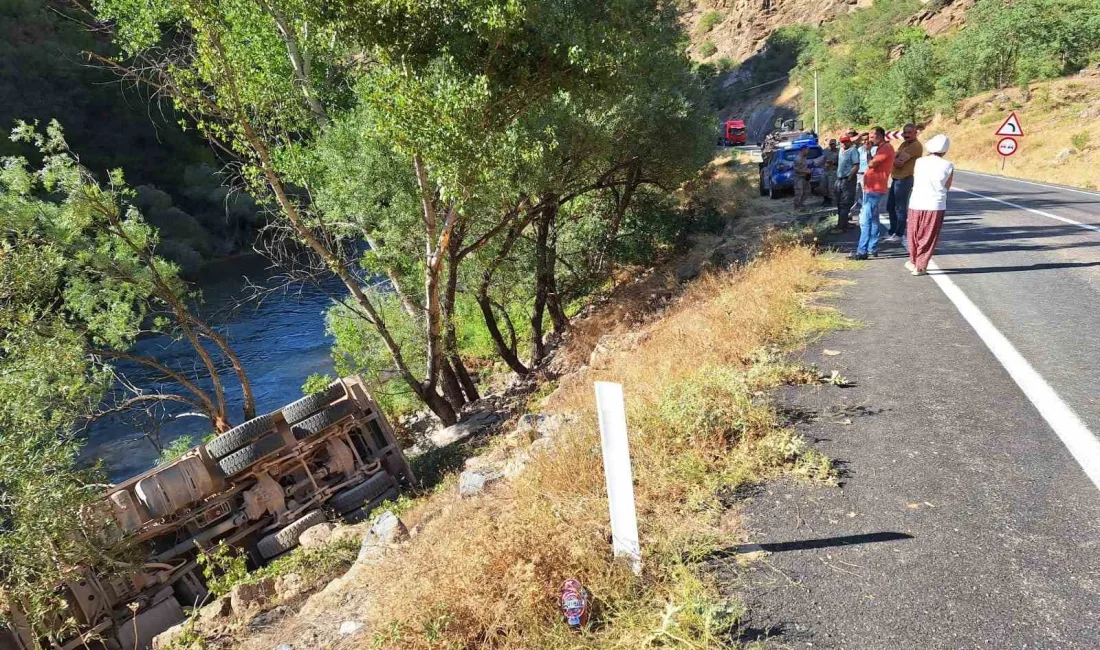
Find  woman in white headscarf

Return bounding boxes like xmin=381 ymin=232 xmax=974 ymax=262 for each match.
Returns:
xmin=905 ymin=134 xmax=954 ymax=276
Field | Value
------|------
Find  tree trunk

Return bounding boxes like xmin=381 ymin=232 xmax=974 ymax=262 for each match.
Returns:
xmin=530 ymin=197 xmax=558 ymax=365
xmin=230 ymin=86 xmax=457 ymax=425
xmin=475 ymin=218 xmax=530 ymax=375
xmin=98 ymin=204 xmax=232 ymax=431
xmin=264 ymin=0 xmax=329 ymax=128
xmin=192 ymin=319 xmax=257 ymax=421
xmin=476 ymin=293 xmax=528 ymax=375
xmin=599 ymin=161 xmax=641 ymax=276
xmin=440 ymin=361 xmax=466 ymax=410
xmin=441 ymin=221 xmax=480 ymax=403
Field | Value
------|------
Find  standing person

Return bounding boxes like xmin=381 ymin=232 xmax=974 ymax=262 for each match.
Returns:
xmin=834 ymin=135 xmax=860 ymax=231
xmin=886 ymin=124 xmax=923 ymax=244
xmin=821 ymin=139 xmax=839 ymax=207
xmin=852 ymin=127 xmax=895 ymax=260
xmin=906 ymin=134 xmax=954 ymax=276
xmin=793 ymin=146 xmax=811 ymax=210
xmin=853 ymin=131 xmax=869 ymax=215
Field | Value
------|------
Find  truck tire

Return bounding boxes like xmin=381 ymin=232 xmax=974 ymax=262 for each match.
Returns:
xmin=759 ymin=172 xmax=768 ymax=196
xmin=328 ymin=473 xmax=394 ymax=514
xmin=769 ymin=184 xmax=780 ymax=200
xmin=217 ymin=432 xmax=286 ymax=478
xmin=205 ymin=412 xmax=277 ymax=460
xmin=342 ymin=487 xmax=399 ymax=524
xmin=291 ymin=401 xmax=354 ymax=441
xmin=256 ymin=510 xmax=328 ymax=560
xmin=281 ymin=382 xmax=346 ymax=425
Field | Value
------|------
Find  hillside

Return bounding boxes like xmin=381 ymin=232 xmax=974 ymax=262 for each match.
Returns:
xmin=687 ymin=0 xmax=972 ymax=65
xmin=686 ymin=0 xmax=859 ymax=63
xmin=698 ymin=0 xmax=1100 ymax=189
xmin=926 ymin=75 xmax=1100 ymax=189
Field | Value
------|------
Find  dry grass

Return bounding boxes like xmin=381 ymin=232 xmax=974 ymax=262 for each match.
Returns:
xmin=924 ymin=76 xmax=1100 ymax=189
xmin=282 ymin=240 xmax=851 ymax=650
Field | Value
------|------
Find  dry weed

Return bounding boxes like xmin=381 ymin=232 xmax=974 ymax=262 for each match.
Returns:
xmin=307 ymin=241 xmax=849 ymax=650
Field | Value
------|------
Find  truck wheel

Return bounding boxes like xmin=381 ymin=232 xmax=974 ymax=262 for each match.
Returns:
xmin=256 ymin=510 xmax=328 ymax=560
xmin=328 ymin=473 xmax=394 ymax=514
xmin=769 ymin=184 xmax=780 ymax=200
xmin=281 ymin=382 xmax=346 ymax=425
xmin=291 ymin=401 xmax=355 ymax=441
xmin=205 ymin=412 xmax=277 ymax=460
xmin=759 ymin=173 xmax=768 ymax=196
xmin=217 ymin=432 xmax=286 ymax=478
xmin=342 ymin=487 xmax=399 ymax=524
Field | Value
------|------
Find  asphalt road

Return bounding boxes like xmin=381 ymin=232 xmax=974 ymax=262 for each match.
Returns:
xmin=727 ymin=171 xmax=1100 ymax=648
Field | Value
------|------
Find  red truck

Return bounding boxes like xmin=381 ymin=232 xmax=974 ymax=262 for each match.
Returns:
xmin=719 ymin=119 xmax=747 ymax=146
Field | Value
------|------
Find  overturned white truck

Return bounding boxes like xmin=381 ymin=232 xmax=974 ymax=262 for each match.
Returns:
xmin=1 ymin=375 xmax=413 ymax=650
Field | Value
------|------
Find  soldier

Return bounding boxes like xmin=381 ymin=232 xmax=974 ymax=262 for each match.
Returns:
xmin=822 ymin=138 xmax=839 ymax=207
xmin=793 ymin=147 xmax=811 ymax=210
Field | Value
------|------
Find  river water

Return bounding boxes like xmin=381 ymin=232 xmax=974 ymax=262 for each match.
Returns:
xmin=83 ymin=255 xmax=339 ymax=483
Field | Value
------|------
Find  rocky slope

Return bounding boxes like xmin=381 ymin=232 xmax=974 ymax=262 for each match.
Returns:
xmin=686 ymin=0 xmax=864 ymax=62
xmin=688 ymin=0 xmax=972 ymax=65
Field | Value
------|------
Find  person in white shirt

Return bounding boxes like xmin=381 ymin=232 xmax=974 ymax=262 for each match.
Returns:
xmin=905 ymin=134 xmax=954 ymax=276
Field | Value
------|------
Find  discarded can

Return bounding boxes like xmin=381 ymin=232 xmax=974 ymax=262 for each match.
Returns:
xmin=559 ymin=579 xmax=591 ymax=630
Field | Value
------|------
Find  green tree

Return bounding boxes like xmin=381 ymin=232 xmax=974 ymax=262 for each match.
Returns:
xmin=92 ymin=0 xmax=712 ymax=423
xmin=2 ymin=121 xmax=256 ymax=432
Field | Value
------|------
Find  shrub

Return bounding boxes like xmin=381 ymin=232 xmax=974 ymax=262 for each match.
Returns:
xmin=699 ymin=10 xmax=723 ymax=33
xmin=1071 ymin=131 xmax=1090 ymax=152
xmin=156 ymin=436 xmax=196 ymax=465
xmin=699 ymin=40 xmax=717 ymax=58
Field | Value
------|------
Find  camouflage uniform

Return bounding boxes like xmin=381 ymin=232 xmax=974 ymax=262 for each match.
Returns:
xmin=793 ymin=154 xmax=811 ymax=209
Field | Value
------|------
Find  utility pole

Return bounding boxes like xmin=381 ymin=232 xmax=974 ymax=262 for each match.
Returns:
xmin=814 ymin=70 xmax=819 ymax=135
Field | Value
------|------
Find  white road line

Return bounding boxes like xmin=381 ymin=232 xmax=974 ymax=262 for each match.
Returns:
xmin=927 ymin=261 xmax=1100 ymax=492
xmin=956 ymin=169 xmax=1100 ymax=198
xmin=953 ymin=187 xmax=1100 ymax=234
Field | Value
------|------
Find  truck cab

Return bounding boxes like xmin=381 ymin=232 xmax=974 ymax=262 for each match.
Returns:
xmin=718 ymin=119 xmax=747 ymax=146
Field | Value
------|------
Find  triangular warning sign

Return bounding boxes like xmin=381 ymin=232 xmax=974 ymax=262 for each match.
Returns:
xmin=995 ymin=112 xmax=1024 ymax=137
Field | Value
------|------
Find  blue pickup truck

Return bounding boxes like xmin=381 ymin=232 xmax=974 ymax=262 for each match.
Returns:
xmin=758 ymin=136 xmax=825 ymax=200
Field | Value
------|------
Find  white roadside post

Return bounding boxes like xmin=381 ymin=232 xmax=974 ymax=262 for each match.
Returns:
xmin=593 ymin=381 xmax=642 ymax=575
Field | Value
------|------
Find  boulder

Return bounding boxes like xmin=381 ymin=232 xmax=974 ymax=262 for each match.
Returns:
xmin=247 ymin=605 xmax=287 ymax=631
xmin=197 ymin=596 xmax=232 ymax=623
xmin=339 ymin=620 xmax=365 ymax=636
xmin=151 ymin=622 xmax=187 ymax=650
xmin=274 ymin=572 xmax=305 ymax=601
xmin=275 ymin=645 xmax=295 ymax=650
xmin=675 ymin=261 xmax=700 ymax=282
xmin=298 ymin=522 xmax=336 ymax=549
xmin=431 ymin=411 xmax=501 ymax=447
xmin=503 ymin=450 xmax=532 ymax=480
xmin=458 ymin=467 xmax=503 ymax=497
xmin=1052 ymin=147 xmax=1073 ymax=165
xmin=229 ymin=577 xmax=276 ymax=613
xmin=370 ymin=511 xmax=409 ymax=545
xmin=329 ymin=524 xmax=360 ymax=545
xmin=356 ymin=511 xmax=409 ymax=564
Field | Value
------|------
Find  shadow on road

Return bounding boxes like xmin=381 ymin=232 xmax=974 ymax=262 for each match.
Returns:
xmin=721 ymin=531 xmax=914 ymax=555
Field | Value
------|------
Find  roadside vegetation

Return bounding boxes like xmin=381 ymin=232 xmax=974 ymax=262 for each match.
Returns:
xmin=182 ymin=233 xmax=849 ymax=650
xmin=325 ymin=241 xmax=845 ymax=649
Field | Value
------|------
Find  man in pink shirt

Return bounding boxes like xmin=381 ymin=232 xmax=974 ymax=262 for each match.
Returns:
xmin=852 ymin=126 xmax=895 ymax=260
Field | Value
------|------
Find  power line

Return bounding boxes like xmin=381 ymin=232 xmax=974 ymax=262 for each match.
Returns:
xmin=733 ymin=75 xmax=790 ymax=93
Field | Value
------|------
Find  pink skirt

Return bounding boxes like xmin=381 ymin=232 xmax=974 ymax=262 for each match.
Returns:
xmin=907 ymin=209 xmax=946 ymax=271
